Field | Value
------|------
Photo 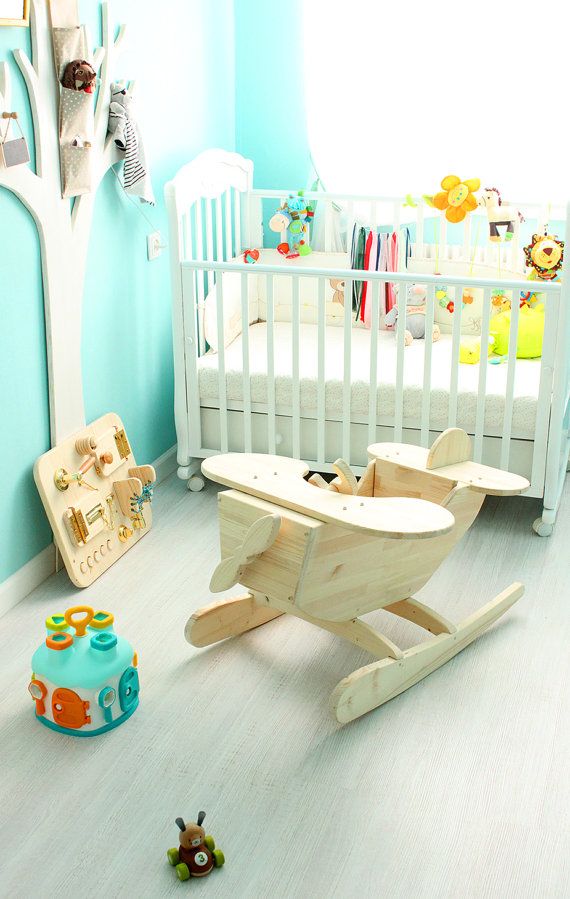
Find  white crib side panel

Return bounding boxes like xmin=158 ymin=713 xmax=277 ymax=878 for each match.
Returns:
xmin=447 ymin=285 xmax=463 ymax=428
xmin=420 ymin=284 xmax=435 ymax=447
xmin=165 ymin=185 xmax=191 ymax=468
xmin=181 ymin=267 xmax=202 ymax=456
xmin=215 ymin=195 xmax=224 ymax=262
xmin=317 ymin=277 xmax=326 ymax=465
xmin=394 ymin=283 xmax=406 ymax=442
xmin=266 ymin=274 xmax=276 ymax=455
xmin=224 ymin=189 xmax=233 ymax=261
xmin=241 ymin=272 xmax=252 ymax=453
xmin=530 ymin=293 xmax=559 ymax=491
xmin=474 ymin=288 xmax=492 ymax=463
xmin=215 ymin=274 xmax=228 ymax=453
xmin=368 ymin=281 xmax=380 ymax=448
xmin=292 ymin=276 xmax=301 ymax=458
xmin=234 ymin=187 xmax=242 ymax=255
xmin=500 ymin=296 xmax=520 ymax=469
xmin=343 ymin=277 xmax=353 ymax=461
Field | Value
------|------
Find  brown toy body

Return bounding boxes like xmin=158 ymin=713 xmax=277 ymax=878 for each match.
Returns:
xmin=178 ymin=843 xmax=213 ymax=877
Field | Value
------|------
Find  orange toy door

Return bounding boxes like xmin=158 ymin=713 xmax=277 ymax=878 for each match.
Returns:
xmin=52 ymin=688 xmax=91 ymax=729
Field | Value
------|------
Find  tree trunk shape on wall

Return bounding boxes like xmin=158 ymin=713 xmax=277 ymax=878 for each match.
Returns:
xmin=0 ymin=0 xmax=127 ymax=444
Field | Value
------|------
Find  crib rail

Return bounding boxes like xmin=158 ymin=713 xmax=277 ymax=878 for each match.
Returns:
xmin=179 ymin=256 xmax=563 ymax=498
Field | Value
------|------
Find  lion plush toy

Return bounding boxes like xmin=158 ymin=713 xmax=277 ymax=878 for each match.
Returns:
xmin=384 ymin=284 xmax=441 ymax=345
xmin=524 ymin=233 xmax=564 ymax=281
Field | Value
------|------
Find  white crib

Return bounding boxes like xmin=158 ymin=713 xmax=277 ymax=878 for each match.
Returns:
xmin=165 ymin=150 xmax=570 ymax=535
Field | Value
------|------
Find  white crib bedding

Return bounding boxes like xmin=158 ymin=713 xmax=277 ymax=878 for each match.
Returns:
xmin=197 ymin=322 xmax=541 ymax=437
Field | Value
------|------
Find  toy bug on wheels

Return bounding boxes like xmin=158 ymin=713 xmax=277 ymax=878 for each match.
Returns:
xmin=167 ymin=812 xmax=225 ymax=882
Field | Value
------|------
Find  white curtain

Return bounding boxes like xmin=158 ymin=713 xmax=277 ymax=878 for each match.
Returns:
xmin=303 ymin=0 xmax=569 ymax=204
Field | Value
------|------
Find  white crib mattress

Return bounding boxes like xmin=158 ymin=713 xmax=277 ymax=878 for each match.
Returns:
xmin=197 ymin=322 xmax=541 ymax=437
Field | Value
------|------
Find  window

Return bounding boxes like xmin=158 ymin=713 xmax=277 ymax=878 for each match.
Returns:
xmin=303 ymin=0 xmax=568 ymax=203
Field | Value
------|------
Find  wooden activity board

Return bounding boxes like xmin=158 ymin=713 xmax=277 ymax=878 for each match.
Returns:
xmin=34 ymin=413 xmax=154 ymax=587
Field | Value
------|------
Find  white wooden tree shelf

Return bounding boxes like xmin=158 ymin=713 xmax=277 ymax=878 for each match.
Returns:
xmin=0 ymin=0 xmax=129 ymax=444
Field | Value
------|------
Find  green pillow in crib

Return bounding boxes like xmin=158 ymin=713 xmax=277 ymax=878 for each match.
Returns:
xmin=489 ymin=304 xmax=545 ymax=358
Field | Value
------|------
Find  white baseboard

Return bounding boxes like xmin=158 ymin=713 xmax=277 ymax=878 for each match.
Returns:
xmin=0 ymin=443 xmax=178 ymax=618
xmin=153 ymin=444 xmax=177 ymax=485
xmin=0 ymin=544 xmax=56 ymax=619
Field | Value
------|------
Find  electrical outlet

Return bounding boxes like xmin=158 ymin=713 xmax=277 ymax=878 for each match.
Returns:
xmin=147 ymin=230 xmax=164 ymax=261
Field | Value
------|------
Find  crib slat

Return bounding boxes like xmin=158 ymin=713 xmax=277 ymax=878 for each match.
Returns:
xmin=420 ymin=284 xmax=435 ymax=447
xmin=292 ymin=276 xmax=301 ymax=458
xmin=394 ymin=282 xmax=406 ymax=442
xmin=215 ymin=274 xmax=228 ymax=453
xmin=234 ymin=188 xmax=242 ymax=255
xmin=181 ymin=211 xmax=190 ymax=262
xmin=215 ymin=195 xmax=224 ymax=262
xmin=448 ymin=284 xmax=463 ymax=428
xmin=368 ymin=280 xmax=380 ymax=447
xmin=194 ymin=200 xmax=206 ymax=357
xmin=317 ymin=276 xmax=326 ymax=465
xmin=500 ymin=293 xmax=520 ymax=469
xmin=439 ymin=218 xmax=447 ymax=262
xmin=325 ymin=200 xmax=333 ymax=252
xmin=343 ymin=277 xmax=353 ymax=461
xmin=206 ymin=200 xmax=215 ymax=295
xmin=225 ymin=190 xmax=233 ymax=261
xmin=462 ymin=216 xmax=471 ymax=261
xmin=530 ymin=292 xmax=558 ymax=490
xmin=392 ymin=200 xmax=400 ymax=237
xmin=266 ymin=274 xmax=276 ymax=455
xmin=416 ymin=204 xmax=424 ymax=259
xmin=474 ymin=288 xmax=492 ymax=463
xmin=240 ymin=273 xmax=252 ymax=453
xmin=185 ymin=269 xmax=202 ymax=455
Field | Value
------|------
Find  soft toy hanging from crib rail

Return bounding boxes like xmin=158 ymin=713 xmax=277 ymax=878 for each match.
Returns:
xmin=431 ymin=175 xmax=480 ymax=223
xmin=478 ymin=188 xmax=524 ymax=242
xmin=269 ymin=191 xmax=314 ymax=258
xmin=524 ymin=232 xmax=564 ymax=281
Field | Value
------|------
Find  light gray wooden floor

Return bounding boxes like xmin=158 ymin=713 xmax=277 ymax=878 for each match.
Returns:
xmin=1 ymin=473 xmax=569 ymax=899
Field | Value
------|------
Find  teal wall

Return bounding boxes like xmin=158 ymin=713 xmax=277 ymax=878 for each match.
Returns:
xmin=0 ymin=0 xmax=235 ymax=584
xmin=234 ymin=0 xmax=311 ymax=190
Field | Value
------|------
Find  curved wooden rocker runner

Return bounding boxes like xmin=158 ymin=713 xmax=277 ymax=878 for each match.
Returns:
xmin=187 ymin=429 xmax=528 ymax=723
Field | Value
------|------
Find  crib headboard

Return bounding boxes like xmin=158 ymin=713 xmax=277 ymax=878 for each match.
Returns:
xmin=165 ymin=149 xmax=256 ymax=264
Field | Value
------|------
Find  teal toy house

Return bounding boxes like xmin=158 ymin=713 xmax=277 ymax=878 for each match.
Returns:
xmin=29 ymin=606 xmax=139 ymax=736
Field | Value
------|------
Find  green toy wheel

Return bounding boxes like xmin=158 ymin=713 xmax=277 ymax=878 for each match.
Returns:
xmin=166 ymin=848 xmax=180 ymax=866
xmin=212 ymin=849 xmax=225 ymax=868
xmin=176 ymin=863 xmax=190 ymax=881
xmin=204 ymin=835 xmax=215 ymax=851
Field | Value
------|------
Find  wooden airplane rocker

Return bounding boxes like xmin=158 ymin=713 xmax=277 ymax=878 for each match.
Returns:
xmin=187 ymin=429 xmax=528 ymax=724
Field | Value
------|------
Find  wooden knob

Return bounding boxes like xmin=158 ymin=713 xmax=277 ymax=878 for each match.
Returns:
xmin=100 ymin=452 xmax=113 ymax=465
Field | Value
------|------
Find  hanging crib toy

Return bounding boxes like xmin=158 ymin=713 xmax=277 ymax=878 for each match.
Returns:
xmin=28 ymin=606 xmax=139 ymax=736
xmin=269 ymin=191 xmax=314 ymax=258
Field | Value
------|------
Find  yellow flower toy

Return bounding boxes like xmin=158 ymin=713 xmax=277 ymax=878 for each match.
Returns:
xmin=432 ymin=175 xmax=481 ymax=223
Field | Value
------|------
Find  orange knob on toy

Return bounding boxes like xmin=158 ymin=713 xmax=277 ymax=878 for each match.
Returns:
xmin=64 ymin=605 xmax=94 ymax=637
xmin=46 ymin=632 xmax=73 ymax=651
xmin=100 ymin=452 xmax=113 ymax=465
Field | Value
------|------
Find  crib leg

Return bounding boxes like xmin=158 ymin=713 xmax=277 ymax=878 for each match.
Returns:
xmin=330 ymin=582 xmax=523 ymax=724
xmin=185 ymin=593 xmax=283 ymax=647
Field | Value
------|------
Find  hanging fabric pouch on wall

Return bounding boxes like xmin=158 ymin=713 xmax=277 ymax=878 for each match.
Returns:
xmin=0 ymin=112 xmax=30 ymax=168
xmin=50 ymin=0 xmax=95 ymax=198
